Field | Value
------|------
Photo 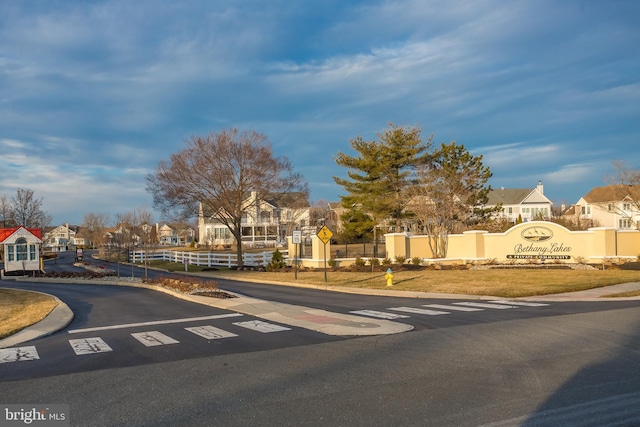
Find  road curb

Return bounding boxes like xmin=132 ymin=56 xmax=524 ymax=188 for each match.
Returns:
xmin=0 ymin=289 xmax=74 ymax=349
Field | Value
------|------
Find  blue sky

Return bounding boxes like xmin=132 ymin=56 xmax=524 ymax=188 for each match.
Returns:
xmin=1 ymin=0 xmax=639 ymax=226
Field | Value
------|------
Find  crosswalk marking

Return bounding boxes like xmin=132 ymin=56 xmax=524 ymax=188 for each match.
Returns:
xmin=233 ymin=320 xmax=292 ymax=333
xmin=69 ymin=337 xmax=113 ymax=355
xmin=488 ymin=300 xmax=549 ymax=307
xmin=0 ymin=346 xmax=39 ymax=363
xmin=423 ymin=304 xmax=484 ymax=312
xmin=68 ymin=313 xmax=244 ymax=334
xmin=388 ymin=307 xmax=450 ymax=315
xmin=186 ymin=325 xmax=238 ymax=340
xmin=0 ymin=320 xmax=293 ymax=365
xmin=131 ymin=331 xmax=180 ymax=347
xmin=349 ymin=310 xmax=411 ymax=319
xmin=453 ymin=302 xmax=516 ymax=309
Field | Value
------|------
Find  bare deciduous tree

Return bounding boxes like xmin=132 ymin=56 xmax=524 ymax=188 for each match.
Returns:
xmin=81 ymin=212 xmax=111 ymax=250
xmin=9 ymin=188 xmax=50 ymax=229
xmin=146 ymin=128 xmax=308 ymax=267
xmin=605 ymin=160 xmax=640 ymax=229
xmin=0 ymin=194 xmax=13 ymax=228
xmin=410 ymin=142 xmax=496 ymax=258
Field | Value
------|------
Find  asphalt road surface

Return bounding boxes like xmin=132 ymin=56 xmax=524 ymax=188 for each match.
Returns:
xmin=1 ymin=304 xmax=638 ymax=426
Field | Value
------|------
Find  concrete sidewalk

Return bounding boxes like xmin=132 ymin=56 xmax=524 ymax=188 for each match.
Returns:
xmin=2 ymin=278 xmax=639 ymax=349
xmin=519 ymin=281 xmax=640 ymax=301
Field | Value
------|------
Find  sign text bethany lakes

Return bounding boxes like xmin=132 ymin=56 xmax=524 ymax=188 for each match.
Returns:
xmin=507 ymin=241 xmax=572 ymax=260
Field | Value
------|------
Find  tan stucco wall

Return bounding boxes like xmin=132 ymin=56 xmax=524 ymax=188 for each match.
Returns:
xmin=294 ymin=221 xmax=640 ymax=268
xmin=389 ymin=221 xmax=640 ymax=264
xmin=288 ymin=235 xmax=332 ymax=268
xmin=617 ymin=230 xmax=640 ymax=257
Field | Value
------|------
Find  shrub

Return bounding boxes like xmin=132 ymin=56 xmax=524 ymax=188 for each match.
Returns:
xmin=266 ymin=249 xmax=286 ymax=271
xmin=368 ymin=257 xmax=380 ymax=267
xmin=328 ymin=258 xmax=337 ymax=268
xmin=411 ymin=257 xmax=422 ymax=266
xmin=395 ymin=255 xmax=406 ymax=264
xmin=354 ymin=256 xmax=366 ymax=267
xmin=381 ymin=257 xmax=393 ymax=266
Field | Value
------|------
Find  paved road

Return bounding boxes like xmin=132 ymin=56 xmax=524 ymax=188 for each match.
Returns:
xmin=0 ymin=281 xmax=342 ymax=381
xmin=1 ymin=304 xmax=638 ymax=426
xmin=209 ymin=275 xmax=640 ymax=332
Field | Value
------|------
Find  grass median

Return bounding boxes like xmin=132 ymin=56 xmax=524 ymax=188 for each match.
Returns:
xmin=0 ymin=289 xmax=58 ymax=340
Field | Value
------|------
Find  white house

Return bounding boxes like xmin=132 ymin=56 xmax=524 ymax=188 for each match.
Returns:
xmin=42 ymin=224 xmax=90 ymax=250
xmin=198 ymin=191 xmax=310 ymax=248
xmin=574 ymin=184 xmax=640 ymax=229
xmin=0 ymin=226 xmax=43 ymax=273
xmin=485 ymin=181 xmax=552 ymax=223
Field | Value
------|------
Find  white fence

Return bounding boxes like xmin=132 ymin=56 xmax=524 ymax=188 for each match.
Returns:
xmin=130 ymin=250 xmax=283 ymax=267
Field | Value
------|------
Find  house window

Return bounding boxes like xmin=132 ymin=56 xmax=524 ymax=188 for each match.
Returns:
xmin=581 ymin=206 xmax=586 ymax=214
xmin=619 ymin=218 xmax=630 ymax=229
xmin=214 ymin=228 xmax=231 ymax=240
xmin=608 ymin=204 xmax=614 ymax=211
xmin=30 ymin=244 xmax=36 ymax=261
xmin=260 ymin=211 xmax=271 ymax=223
xmin=623 ymin=203 xmax=631 ymax=211
xmin=508 ymin=207 xmax=513 ymax=214
xmin=16 ymin=238 xmax=28 ymax=261
xmin=7 ymin=245 xmax=14 ymax=261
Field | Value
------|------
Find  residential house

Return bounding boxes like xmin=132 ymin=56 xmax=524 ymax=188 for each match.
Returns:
xmin=574 ymin=184 xmax=640 ymax=229
xmin=0 ymin=226 xmax=43 ymax=273
xmin=485 ymin=181 xmax=552 ymax=223
xmin=198 ymin=191 xmax=310 ymax=248
xmin=42 ymin=224 xmax=89 ymax=251
xmin=105 ymin=223 xmax=142 ymax=247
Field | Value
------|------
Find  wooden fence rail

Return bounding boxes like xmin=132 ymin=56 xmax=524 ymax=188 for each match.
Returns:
xmin=130 ymin=250 xmax=284 ymax=267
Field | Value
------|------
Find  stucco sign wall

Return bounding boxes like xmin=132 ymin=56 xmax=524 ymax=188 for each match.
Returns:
xmin=504 ymin=225 xmax=572 ymax=260
xmin=392 ymin=221 xmax=638 ymax=264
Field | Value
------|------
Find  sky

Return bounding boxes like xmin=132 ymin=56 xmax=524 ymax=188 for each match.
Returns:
xmin=1 ymin=0 xmax=639 ymax=226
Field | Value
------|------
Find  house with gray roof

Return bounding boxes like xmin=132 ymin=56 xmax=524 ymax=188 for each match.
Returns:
xmin=485 ymin=180 xmax=552 ymax=223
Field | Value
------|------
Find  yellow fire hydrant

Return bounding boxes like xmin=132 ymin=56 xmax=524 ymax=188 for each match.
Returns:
xmin=385 ymin=268 xmax=393 ymax=287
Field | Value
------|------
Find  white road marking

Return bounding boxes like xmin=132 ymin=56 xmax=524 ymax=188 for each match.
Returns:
xmin=453 ymin=302 xmax=516 ymax=309
xmin=349 ymin=310 xmax=411 ymax=319
xmin=233 ymin=320 xmax=292 ymax=333
xmin=388 ymin=307 xmax=450 ymax=315
xmin=488 ymin=300 xmax=549 ymax=307
xmin=131 ymin=331 xmax=180 ymax=347
xmin=423 ymin=304 xmax=484 ymax=312
xmin=69 ymin=337 xmax=113 ymax=355
xmin=0 ymin=346 xmax=39 ymax=363
xmin=186 ymin=325 xmax=238 ymax=340
xmin=68 ymin=313 xmax=244 ymax=334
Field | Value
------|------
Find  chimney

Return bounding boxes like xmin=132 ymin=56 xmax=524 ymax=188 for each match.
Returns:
xmin=537 ymin=180 xmax=543 ymax=194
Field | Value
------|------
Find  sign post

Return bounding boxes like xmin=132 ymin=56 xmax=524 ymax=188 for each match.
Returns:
xmin=292 ymin=230 xmax=302 ymax=280
xmin=316 ymin=225 xmax=333 ymax=283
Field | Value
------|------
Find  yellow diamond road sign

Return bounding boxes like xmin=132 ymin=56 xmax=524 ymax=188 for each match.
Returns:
xmin=316 ymin=225 xmax=333 ymax=244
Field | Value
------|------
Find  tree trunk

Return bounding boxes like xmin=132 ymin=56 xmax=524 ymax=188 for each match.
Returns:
xmin=232 ymin=228 xmax=244 ymax=268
